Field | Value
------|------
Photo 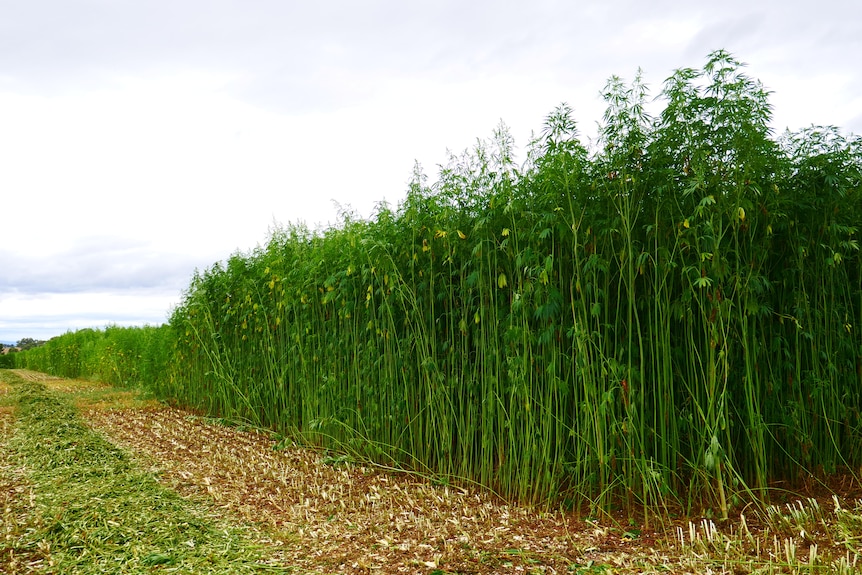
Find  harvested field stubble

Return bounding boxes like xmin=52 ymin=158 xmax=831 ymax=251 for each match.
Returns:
xmin=85 ymin=403 xmax=862 ymax=574
xmin=87 ymin=406 xmax=626 ymax=573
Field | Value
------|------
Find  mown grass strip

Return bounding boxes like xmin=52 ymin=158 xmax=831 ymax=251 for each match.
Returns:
xmin=0 ymin=370 xmax=289 ymax=574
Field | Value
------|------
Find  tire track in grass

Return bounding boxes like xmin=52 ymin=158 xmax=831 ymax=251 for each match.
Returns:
xmin=0 ymin=370 xmax=290 ymax=574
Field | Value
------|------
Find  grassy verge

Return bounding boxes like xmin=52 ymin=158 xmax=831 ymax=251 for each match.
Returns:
xmin=0 ymin=369 xmax=288 ymax=574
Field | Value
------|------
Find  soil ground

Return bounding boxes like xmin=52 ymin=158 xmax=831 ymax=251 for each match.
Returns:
xmin=3 ymin=369 xmax=861 ymax=574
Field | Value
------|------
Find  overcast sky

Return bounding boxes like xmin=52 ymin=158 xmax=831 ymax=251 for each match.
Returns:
xmin=1 ymin=0 xmax=860 ymax=343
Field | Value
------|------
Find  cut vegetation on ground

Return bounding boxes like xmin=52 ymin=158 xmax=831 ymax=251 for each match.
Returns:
xmin=0 ymin=369 xmax=284 ymax=574
xmin=2 ymin=369 xmax=861 ymax=574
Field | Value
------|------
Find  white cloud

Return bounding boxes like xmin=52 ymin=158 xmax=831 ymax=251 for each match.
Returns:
xmin=0 ymin=0 xmax=859 ymax=342
xmin=0 ymin=291 xmax=175 ymax=342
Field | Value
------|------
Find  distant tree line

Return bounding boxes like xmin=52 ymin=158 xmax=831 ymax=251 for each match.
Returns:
xmin=15 ymin=338 xmax=46 ymax=351
xmin=1 ymin=338 xmax=45 ymax=351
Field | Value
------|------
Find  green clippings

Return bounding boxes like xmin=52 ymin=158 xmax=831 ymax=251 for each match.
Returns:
xmin=140 ymin=552 xmax=173 ymax=566
xmin=0 ymin=373 xmax=288 ymax=574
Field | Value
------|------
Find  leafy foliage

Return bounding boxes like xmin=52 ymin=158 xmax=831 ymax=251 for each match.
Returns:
xmin=17 ymin=325 xmax=173 ymax=388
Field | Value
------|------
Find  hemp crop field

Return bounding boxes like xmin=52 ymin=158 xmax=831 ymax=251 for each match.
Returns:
xmin=9 ymin=50 xmax=862 ymax=571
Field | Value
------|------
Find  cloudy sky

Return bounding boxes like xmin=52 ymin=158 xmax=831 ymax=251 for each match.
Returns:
xmin=1 ymin=0 xmax=860 ymax=344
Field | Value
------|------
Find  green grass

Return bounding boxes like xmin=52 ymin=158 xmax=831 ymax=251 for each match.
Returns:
xmin=0 ymin=370 xmax=288 ymax=574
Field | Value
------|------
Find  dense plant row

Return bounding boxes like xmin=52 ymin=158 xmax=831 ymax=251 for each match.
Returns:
xmin=19 ymin=52 xmax=861 ymax=516
xmin=18 ymin=325 xmax=173 ymax=388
